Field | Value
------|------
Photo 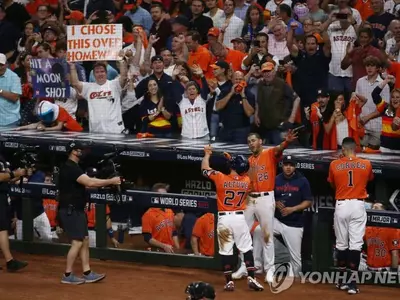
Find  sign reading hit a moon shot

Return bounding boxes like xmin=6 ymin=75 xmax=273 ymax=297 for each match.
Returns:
xmin=30 ymin=58 xmax=70 ymax=98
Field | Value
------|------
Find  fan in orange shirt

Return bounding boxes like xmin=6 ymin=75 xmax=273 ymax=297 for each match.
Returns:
xmin=15 ymin=100 xmax=83 ymax=132
xmin=209 ymin=42 xmax=246 ymax=72
xmin=364 ymin=202 xmax=400 ymax=271
xmin=85 ymin=203 xmax=119 ymax=248
xmin=191 ymin=213 xmax=215 ymax=256
xmin=186 ymin=31 xmax=214 ymax=79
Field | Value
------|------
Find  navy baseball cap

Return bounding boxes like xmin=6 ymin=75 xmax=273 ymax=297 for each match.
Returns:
xmin=151 ymin=55 xmax=163 ymax=63
xmin=282 ymin=155 xmax=296 ymax=165
xmin=317 ymin=88 xmax=329 ymax=97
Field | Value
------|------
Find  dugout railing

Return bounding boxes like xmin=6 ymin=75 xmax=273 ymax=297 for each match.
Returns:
xmin=9 ymin=183 xmax=221 ymax=270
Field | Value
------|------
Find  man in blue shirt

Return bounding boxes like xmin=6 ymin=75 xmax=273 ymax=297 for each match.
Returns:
xmin=253 ymin=155 xmax=312 ymax=277
xmin=0 ymin=53 xmax=22 ymax=127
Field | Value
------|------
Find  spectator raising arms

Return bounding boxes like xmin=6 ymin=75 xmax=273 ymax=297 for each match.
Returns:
xmin=69 ymin=56 xmax=128 ymax=134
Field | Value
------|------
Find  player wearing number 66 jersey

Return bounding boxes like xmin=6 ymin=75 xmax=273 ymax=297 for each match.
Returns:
xmin=202 ymin=145 xmax=264 ymax=292
xmin=328 ymin=137 xmax=374 ymax=295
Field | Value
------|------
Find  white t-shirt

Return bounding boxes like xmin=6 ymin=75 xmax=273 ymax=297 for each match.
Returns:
xmin=327 ymin=22 xmax=357 ymax=77
xmin=204 ymin=9 xmax=225 ymax=29
xmin=55 ymin=87 xmax=78 ymax=119
xmin=178 ymin=95 xmax=209 ymax=139
xmin=81 ymin=79 xmax=125 ymax=134
xmin=265 ymin=0 xmax=292 ymax=16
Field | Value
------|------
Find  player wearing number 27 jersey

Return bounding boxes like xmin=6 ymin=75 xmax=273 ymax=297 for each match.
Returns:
xmin=202 ymin=145 xmax=264 ymax=292
xmin=328 ymin=137 xmax=374 ymax=295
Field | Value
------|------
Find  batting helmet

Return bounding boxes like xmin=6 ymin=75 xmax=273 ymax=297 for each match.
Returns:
xmin=224 ymin=152 xmax=249 ymax=175
xmin=185 ymin=282 xmax=215 ymax=300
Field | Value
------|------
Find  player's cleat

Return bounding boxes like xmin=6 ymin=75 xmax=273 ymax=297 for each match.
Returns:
xmin=347 ymin=284 xmax=360 ymax=295
xmin=336 ymin=283 xmax=349 ymax=290
xmin=224 ymin=281 xmax=235 ymax=291
xmin=83 ymin=271 xmax=106 ymax=283
xmin=265 ymin=272 xmax=274 ymax=283
xmin=61 ymin=274 xmax=85 ymax=285
xmin=6 ymin=259 xmax=28 ymax=272
xmin=248 ymin=277 xmax=264 ymax=291
xmin=232 ymin=265 xmax=248 ymax=280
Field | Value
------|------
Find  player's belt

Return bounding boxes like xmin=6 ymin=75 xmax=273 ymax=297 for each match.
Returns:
xmin=336 ymin=199 xmax=366 ymax=201
xmin=249 ymin=192 xmax=270 ymax=198
xmin=218 ymin=211 xmax=244 ymax=216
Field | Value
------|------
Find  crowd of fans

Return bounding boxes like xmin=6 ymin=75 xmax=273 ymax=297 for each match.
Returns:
xmin=0 ymin=0 xmax=399 ymax=151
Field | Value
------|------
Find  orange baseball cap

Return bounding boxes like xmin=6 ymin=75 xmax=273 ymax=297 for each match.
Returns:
xmin=208 ymin=27 xmax=220 ymax=37
xmin=261 ymin=62 xmax=275 ymax=72
xmin=65 ymin=10 xmax=84 ymax=21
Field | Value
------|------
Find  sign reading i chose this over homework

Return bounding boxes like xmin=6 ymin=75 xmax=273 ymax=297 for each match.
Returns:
xmin=66 ymin=24 xmax=123 ymax=62
xmin=30 ymin=58 xmax=71 ymax=98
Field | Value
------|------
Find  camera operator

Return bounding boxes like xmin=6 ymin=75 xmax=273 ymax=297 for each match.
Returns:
xmin=58 ymin=141 xmax=121 ymax=285
xmin=0 ymin=159 xmax=28 ymax=271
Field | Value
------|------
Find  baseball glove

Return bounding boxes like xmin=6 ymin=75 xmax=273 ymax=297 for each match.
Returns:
xmin=218 ymin=227 xmax=232 ymax=248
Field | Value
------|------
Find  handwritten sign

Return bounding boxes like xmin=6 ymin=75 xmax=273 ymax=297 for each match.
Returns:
xmin=67 ymin=24 xmax=123 ymax=62
xmin=30 ymin=58 xmax=70 ymax=98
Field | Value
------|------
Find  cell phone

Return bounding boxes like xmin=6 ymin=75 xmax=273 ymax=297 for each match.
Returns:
xmin=253 ymin=40 xmax=260 ymax=47
xmin=336 ymin=13 xmax=348 ymax=20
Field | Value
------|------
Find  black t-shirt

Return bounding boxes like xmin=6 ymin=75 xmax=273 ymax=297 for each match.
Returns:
xmin=58 ymin=159 xmax=86 ymax=210
xmin=367 ymin=12 xmax=396 ymax=40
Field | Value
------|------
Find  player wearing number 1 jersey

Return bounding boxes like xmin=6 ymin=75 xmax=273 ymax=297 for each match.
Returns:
xmin=202 ymin=145 xmax=264 ymax=292
xmin=328 ymin=137 xmax=374 ymax=295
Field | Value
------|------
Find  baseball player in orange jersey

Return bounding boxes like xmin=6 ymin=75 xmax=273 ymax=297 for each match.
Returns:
xmin=364 ymin=203 xmax=400 ymax=272
xmin=328 ymin=137 xmax=374 ymax=294
xmin=233 ymin=130 xmax=298 ymax=283
xmin=191 ymin=213 xmax=215 ymax=256
xmin=202 ymin=145 xmax=264 ymax=292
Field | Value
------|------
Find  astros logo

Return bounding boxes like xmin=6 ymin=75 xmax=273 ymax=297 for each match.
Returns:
xmin=267 ymin=263 xmax=295 ymax=293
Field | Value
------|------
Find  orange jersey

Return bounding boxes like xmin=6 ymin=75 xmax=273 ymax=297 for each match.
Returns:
xmin=141 ymin=208 xmax=175 ymax=246
xmin=85 ymin=203 xmax=111 ymax=228
xmin=43 ymin=198 xmax=58 ymax=228
xmin=248 ymin=148 xmax=279 ymax=192
xmin=188 ymin=45 xmax=214 ymax=79
xmin=328 ymin=157 xmax=373 ymax=200
xmin=192 ymin=213 xmax=215 ymax=256
xmin=203 ymin=169 xmax=251 ymax=211
xmin=365 ymin=227 xmax=400 ymax=268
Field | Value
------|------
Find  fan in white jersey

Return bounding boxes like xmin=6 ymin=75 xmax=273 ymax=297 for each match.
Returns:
xmin=69 ymin=60 xmax=128 ymax=134
xmin=177 ymin=66 xmax=211 ymax=139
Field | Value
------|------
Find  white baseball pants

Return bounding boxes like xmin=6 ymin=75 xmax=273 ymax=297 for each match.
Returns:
xmin=16 ymin=212 xmax=53 ymax=242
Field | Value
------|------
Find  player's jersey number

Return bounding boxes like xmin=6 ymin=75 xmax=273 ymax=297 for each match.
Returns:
xmin=224 ymin=190 xmax=246 ymax=207
xmin=348 ymin=170 xmax=354 ymax=187
xmin=257 ymin=172 xmax=268 ymax=182
xmin=374 ymin=248 xmax=386 ymax=257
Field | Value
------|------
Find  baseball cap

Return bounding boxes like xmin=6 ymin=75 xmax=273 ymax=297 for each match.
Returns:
xmin=261 ymin=61 xmax=275 ymax=72
xmin=41 ymin=23 xmax=60 ymax=35
xmin=151 ymin=55 xmax=163 ymax=63
xmin=171 ymin=15 xmax=190 ymax=28
xmin=208 ymin=27 xmax=220 ymax=37
xmin=231 ymin=37 xmax=246 ymax=44
xmin=317 ymin=88 xmax=329 ymax=97
xmin=65 ymin=10 xmax=84 ymax=21
xmin=0 ymin=53 xmax=6 ymax=65
xmin=282 ymin=155 xmax=296 ymax=165
xmin=210 ymin=60 xmax=229 ymax=70
xmin=124 ymin=0 xmax=137 ymax=10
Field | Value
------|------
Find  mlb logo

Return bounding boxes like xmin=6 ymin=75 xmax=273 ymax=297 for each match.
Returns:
xmin=35 ymin=90 xmax=40 ymax=96
xmin=151 ymin=197 xmax=159 ymax=204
